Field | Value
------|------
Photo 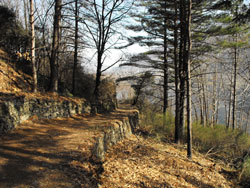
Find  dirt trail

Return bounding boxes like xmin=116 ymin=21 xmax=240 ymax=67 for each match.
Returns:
xmin=0 ymin=109 xmax=133 ymax=188
xmin=0 ymin=107 xmax=239 ymax=188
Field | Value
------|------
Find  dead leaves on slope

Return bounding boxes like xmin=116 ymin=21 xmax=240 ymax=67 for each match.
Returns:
xmin=100 ymin=135 xmax=239 ymax=188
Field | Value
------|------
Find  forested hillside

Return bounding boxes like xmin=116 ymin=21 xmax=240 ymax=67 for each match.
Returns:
xmin=0 ymin=0 xmax=249 ymax=187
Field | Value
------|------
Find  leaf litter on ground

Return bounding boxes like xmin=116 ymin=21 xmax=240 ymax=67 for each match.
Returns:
xmin=100 ymin=135 xmax=240 ymax=188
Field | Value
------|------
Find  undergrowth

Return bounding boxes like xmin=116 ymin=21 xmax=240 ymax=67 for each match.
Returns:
xmin=140 ymin=108 xmax=175 ymax=141
xmin=139 ymin=108 xmax=250 ymax=187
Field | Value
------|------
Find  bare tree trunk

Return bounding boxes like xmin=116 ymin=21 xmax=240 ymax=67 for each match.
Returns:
xmin=163 ymin=20 xmax=168 ymax=114
xmin=72 ymin=0 xmax=79 ymax=95
xmin=205 ymin=75 xmax=210 ymax=126
xmin=201 ymin=75 xmax=208 ymax=126
xmin=174 ymin=0 xmax=180 ymax=144
xmin=23 ymin=0 xmax=28 ymax=31
xmin=211 ymin=63 xmax=217 ymax=127
xmin=232 ymin=36 xmax=238 ymax=130
xmin=186 ymin=0 xmax=192 ymax=159
xmin=227 ymin=73 xmax=233 ymax=129
xmin=198 ymin=79 xmax=204 ymax=125
xmin=94 ymin=53 xmax=102 ymax=102
xmin=239 ymin=94 xmax=246 ymax=130
xmin=180 ymin=0 xmax=187 ymax=144
xmin=225 ymin=102 xmax=228 ymax=126
xmin=49 ymin=0 xmax=62 ymax=93
xmin=175 ymin=0 xmax=186 ymax=144
xmin=192 ymin=99 xmax=198 ymax=122
xmin=215 ymin=76 xmax=222 ymax=125
xmin=30 ymin=0 xmax=37 ymax=92
xmin=163 ymin=0 xmax=169 ymax=126
xmin=179 ymin=0 xmax=186 ymax=144
xmin=221 ymin=74 xmax=228 ymax=125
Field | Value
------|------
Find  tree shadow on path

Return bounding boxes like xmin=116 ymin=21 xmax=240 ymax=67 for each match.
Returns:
xmin=0 ymin=117 xmax=100 ymax=188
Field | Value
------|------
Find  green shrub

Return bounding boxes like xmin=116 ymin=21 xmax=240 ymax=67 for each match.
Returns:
xmin=241 ymin=157 xmax=250 ymax=187
xmin=0 ymin=6 xmax=30 ymax=54
xmin=192 ymin=123 xmax=250 ymax=160
xmin=140 ymin=107 xmax=175 ymax=141
xmin=140 ymin=109 xmax=250 ymax=158
xmin=139 ymin=107 xmax=250 ymax=185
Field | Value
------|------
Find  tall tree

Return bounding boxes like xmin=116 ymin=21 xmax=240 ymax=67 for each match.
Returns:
xmin=163 ymin=0 xmax=169 ymax=116
xmin=49 ymin=0 xmax=62 ymax=93
xmin=82 ymin=0 xmax=134 ymax=107
xmin=30 ymin=0 xmax=38 ymax=92
xmin=174 ymin=0 xmax=181 ymax=144
xmin=123 ymin=0 xmax=176 ymax=115
xmin=186 ymin=0 xmax=192 ymax=159
xmin=213 ymin=0 xmax=248 ymax=129
xmin=176 ymin=0 xmax=186 ymax=144
xmin=72 ymin=0 xmax=79 ymax=95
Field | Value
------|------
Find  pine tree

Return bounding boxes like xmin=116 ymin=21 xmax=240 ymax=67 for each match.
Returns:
xmin=124 ymin=0 xmax=177 ymax=115
xmin=212 ymin=0 xmax=249 ymax=129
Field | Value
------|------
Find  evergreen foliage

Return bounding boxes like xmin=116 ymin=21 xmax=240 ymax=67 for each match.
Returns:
xmin=0 ymin=6 xmax=30 ymax=54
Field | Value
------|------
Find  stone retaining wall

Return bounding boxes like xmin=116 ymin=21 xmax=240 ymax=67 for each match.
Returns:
xmin=0 ymin=96 xmax=91 ymax=134
xmin=92 ymin=110 xmax=139 ymax=162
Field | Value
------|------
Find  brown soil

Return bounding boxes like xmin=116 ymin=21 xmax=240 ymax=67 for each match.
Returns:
xmin=0 ymin=109 xmax=134 ymax=188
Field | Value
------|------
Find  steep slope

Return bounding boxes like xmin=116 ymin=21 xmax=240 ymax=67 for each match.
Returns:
xmin=100 ymin=135 xmax=240 ymax=188
xmin=0 ymin=49 xmax=32 ymax=92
